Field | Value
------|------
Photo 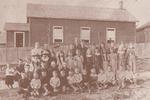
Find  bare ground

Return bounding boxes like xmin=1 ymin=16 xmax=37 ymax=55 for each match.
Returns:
xmin=0 ymin=58 xmax=150 ymax=100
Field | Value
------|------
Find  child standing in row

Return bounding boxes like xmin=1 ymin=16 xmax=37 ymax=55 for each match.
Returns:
xmin=86 ymin=49 xmax=93 ymax=75
xmin=74 ymin=50 xmax=84 ymax=72
xmin=93 ymin=47 xmax=103 ymax=73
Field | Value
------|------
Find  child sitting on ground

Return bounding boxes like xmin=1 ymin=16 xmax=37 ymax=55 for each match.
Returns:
xmin=116 ymin=66 xmax=126 ymax=89
xmin=73 ymin=68 xmax=83 ymax=92
xmin=18 ymin=73 xmax=30 ymax=98
xmin=60 ymin=70 xmax=68 ymax=93
xmin=49 ymin=71 xmax=60 ymax=94
xmin=81 ymin=69 xmax=89 ymax=90
xmin=97 ymin=69 xmax=107 ymax=89
xmin=124 ymin=65 xmax=137 ymax=87
xmin=105 ymin=66 xmax=116 ymax=88
xmin=67 ymin=70 xmax=76 ymax=92
xmin=40 ymin=70 xmax=50 ymax=96
xmin=30 ymin=72 xmax=41 ymax=97
xmin=89 ymin=68 xmax=98 ymax=92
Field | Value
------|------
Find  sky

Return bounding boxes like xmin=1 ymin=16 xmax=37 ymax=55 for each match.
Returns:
xmin=0 ymin=0 xmax=149 ymax=42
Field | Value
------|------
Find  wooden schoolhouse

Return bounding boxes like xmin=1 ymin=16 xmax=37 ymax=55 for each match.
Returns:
xmin=4 ymin=3 xmax=137 ymax=47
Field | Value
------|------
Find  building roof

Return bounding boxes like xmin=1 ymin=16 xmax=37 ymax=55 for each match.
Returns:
xmin=4 ymin=23 xmax=30 ymax=31
xmin=137 ymin=22 xmax=150 ymax=31
xmin=27 ymin=3 xmax=137 ymax=22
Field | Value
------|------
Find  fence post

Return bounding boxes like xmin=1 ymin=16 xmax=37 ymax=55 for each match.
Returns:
xmin=17 ymin=47 xmax=18 ymax=60
xmin=6 ymin=47 xmax=7 ymax=64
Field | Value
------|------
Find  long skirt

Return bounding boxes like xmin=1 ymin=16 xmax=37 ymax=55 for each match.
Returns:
xmin=128 ymin=55 xmax=136 ymax=74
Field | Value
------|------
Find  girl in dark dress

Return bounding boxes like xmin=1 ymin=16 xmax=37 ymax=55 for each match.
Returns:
xmin=85 ymin=48 xmax=94 ymax=76
xmin=68 ymin=44 xmax=76 ymax=57
xmin=80 ymin=41 xmax=87 ymax=70
xmin=93 ymin=47 xmax=103 ymax=74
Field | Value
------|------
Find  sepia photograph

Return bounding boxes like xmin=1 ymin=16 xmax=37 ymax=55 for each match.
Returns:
xmin=0 ymin=0 xmax=150 ymax=100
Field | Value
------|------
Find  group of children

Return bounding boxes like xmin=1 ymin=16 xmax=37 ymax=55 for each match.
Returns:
xmin=4 ymin=39 xmax=137 ymax=98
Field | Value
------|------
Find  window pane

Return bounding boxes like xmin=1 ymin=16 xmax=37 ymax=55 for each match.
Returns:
xmin=80 ymin=27 xmax=90 ymax=43
xmin=16 ymin=33 xmax=24 ymax=47
xmin=53 ymin=26 xmax=63 ymax=43
xmin=106 ymin=28 xmax=116 ymax=41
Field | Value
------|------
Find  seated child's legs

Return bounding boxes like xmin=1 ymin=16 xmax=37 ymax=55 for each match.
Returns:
xmin=31 ymin=89 xmax=40 ymax=97
xmin=41 ymin=84 xmax=50 ymax=96
xmin=18 ymin=88 xmax=29 ymax=97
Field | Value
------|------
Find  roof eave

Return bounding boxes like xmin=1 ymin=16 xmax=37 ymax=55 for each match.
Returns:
xmin=27 ymin=16 xmax=137 ymax=23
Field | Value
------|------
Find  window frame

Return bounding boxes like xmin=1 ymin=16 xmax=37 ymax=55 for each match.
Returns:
xmin=80 ymin=27 xmax=91 ymax=43
xmin=52 ymin=26 xmax=64 ymax=43
xmin=106 ymin=28 xmax=116 ymax=42
xmin=14 ymin=32 xmax=25 ymax=47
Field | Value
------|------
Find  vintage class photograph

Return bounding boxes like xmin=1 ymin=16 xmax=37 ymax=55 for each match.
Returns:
xmin=0 ymin=0 xmax=150 ymax=100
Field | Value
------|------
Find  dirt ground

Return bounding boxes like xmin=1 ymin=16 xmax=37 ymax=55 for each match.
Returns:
xmin=0 ymin=58 xmax=150 ymax=100
xmin=1 ymin=81 xmax=150 ymax=100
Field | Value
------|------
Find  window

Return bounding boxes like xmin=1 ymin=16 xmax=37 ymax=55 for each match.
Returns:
xmin=80 ymin=27 xmax=91 ymax=43
xmin=14 ymin=32 xmax=25 ymax=47
xmin=53 ymin=26 xmax=63 ymax=43
xmin=106 ymin=28 xmax=116 ymax=42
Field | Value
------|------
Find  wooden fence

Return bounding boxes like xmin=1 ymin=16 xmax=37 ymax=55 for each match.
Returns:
xmin=0 ymin=43 xmax=150 ymax=65
xmin=136 ymin=43 xmax=150 ymax=58
xmin=0 ymin=47 xmax=32 ymax=65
